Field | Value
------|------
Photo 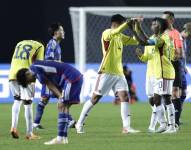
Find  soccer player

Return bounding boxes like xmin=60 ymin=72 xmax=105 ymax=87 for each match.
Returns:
xmin=9 ymin=40 xmax=44 ymax=139
xmin=133 ymin=18 xmax=176 ymax=133
xmin=162 ymin=11 xmax=184 ymax=127
xmin=179 ymin=22 xmax=191 ymax=121
xmin=16 ymin=60 xmax=83 ymax=145
xmin=33 ymin=23 xmax=76 ymax=129
xmin=75 ymin=14 xmax=140 ymax=134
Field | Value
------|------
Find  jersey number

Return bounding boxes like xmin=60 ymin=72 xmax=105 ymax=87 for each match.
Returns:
xmin=14 ymin=44 xmax=33 ymax=60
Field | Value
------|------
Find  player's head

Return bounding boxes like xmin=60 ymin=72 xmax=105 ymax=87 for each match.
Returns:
xmin=48 ymin=22 xmax=65 ymax=40
xmin=181 ymin=22 xmax=191 ymax=38
xmin=16 ymin=68 xmax=36 ymax=87
xmin=162 ymin=11 xmax=175 ymax=26
xmin=111 ymin=14 xmax=126 ymax=29
xmin=151 ymin=17 xmax=168 ymax=34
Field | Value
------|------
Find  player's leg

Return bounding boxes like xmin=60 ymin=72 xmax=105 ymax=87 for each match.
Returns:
xmin=115 ymin=75 xmax=140 ymax=134
xmin=153 ymin=79 xmax=168 ymax=133
xmin=21 ymin=84 xmax=40 ymax=140
xmin=171 ymin=61 xmax=182 ymax=127
xmin=45 ymin=77 xmax=83 ymax=145
xmin=76 ymin=73 xmax=113 ymax=133
xmin=9 ymin=81 xmax=22 ymax=139
xmin=33 ymin=85 xmax=50 ymax=129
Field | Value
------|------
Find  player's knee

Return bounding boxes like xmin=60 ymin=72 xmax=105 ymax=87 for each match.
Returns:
xmin=91 ymin=94 xmax=102 ymax=105
xmin=41 ymin=97 xmax=49 ymax=105
xmin=153 ymin=94 xmax=161 ymax=106
xmin=172 ymin=87 xmax=180 ymax=98
xmin=14 ymin=95 xmax=21 ymax=101
xmin=163 ymin=94 xmax=172 ymax=105
xmin=23 ymin=100 xmax=32 ymax=105
xmin=149 ymin=97 xmax=154 ymax=106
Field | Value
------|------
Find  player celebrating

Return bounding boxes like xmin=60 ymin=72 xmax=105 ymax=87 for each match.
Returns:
xmin=75 ymin=14 xmax=140 ymax=134
xmin=9 ymin=40 xmax=44 ymax=139
xmin=162 ymin=11 xmax=184 ymax=127
xmin=16 ymin=60 xmax=83 ymax=145
xmin=33 ymin=23 xmax=76 ymax=129
xmin=133 ymin=17 xmax=176 ymax=133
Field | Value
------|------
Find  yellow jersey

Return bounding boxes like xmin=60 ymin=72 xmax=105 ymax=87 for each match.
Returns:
xmin=139 ymin=35 xmax=156 ymax=78
xmin=153 ymin=32 xmax=175 ymax=79
xmin=98 ymin=22 xmax=139 ymax=75
xmin=9 ymin=40 xmax=44 ymax=80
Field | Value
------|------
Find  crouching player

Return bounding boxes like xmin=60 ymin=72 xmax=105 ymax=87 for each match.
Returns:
xmin=16 ymin=60 xmax=83 ymax=145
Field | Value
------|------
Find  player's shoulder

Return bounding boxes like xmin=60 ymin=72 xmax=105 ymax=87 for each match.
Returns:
xmin=47 ymin=39 xmax=57 ymax=50
xmin=102 ymin=28 xmax=111 ymax=34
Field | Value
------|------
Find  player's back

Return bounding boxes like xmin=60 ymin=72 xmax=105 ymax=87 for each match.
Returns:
xmin=9 ymin=40 xmax=44 ymax=80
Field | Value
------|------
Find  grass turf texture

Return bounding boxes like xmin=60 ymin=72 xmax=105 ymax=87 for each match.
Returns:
xmin=0 ymin=103 xmax=191 ymax=150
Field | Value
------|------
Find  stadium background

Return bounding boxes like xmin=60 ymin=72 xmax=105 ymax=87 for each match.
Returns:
xmin=0 ymin=0 xmax=191 ymax=103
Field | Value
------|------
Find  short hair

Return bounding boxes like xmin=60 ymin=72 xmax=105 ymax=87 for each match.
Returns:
xmin=163 ymin=11 xmax=175 ymax=18
xmin=184 ymin=22 xmax=191 ymax=33
xmin=16 ymin=68 xmax=29 ymax=88
xmin=111 ymin=14 xmax=126 ymax=24
xmin=152 ymin=17 xmax=168 ymax=33
xmin=48 ymin=22 xmax=62 ymax=36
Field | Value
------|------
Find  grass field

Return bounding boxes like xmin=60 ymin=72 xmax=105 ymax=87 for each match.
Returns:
xmin=0 ymin=103 xmax=191 ymax=150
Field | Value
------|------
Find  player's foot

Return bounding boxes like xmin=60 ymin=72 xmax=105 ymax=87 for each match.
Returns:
xmin=148 ymin=128 xmax=155 ymax=133
xmin=155 ymin=124 xmax=167 ymax=133
xmin=122 ymin=127 xmax=140 ymax=134
xmin=175 ymin=124 xmax=180 ymax=131
xmin=10 ymin=128 xmax=19 ymax=139
xmin=26 ymin=133 xmax=41 ymax=140
xmin=44 ymin=137 xmax=68 ymax=145
xmin=162 ymin=126 xmax=177 ymax=134
xmin=33 ymin=123 xmax=44 ymax=129
xmin=75 ymin=124 xmax=85 ymax=134
xmin=68 ymin=120 xmax=76 ymax=128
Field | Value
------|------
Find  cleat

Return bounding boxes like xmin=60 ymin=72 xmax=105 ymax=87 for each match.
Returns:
xmin=156 ymin=124 xmax=167 ymax=133
xmin=26 ymin=133 xmax=41 ymax=140
xmin=162 ymin=126 xmax=177 ymax=134
xmin=10 ymin=128 xmax=19 ymax=139
xmin=148 ymin=128 xmax=155 ymax=133
xmin=122 ymin=127 xmax=140 ymax=134
xmin=33 ymin=124 xmax=45 ymax=129
xmin=68 ymin=120 xmax=76 ymax=128
xmin=75 ymin=124 xmax=85 ymax=134
xmin=44 ymin=137 xmax=68 ymax=145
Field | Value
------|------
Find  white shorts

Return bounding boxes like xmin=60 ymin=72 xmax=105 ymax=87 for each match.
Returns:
xmin=9 ymin=80 xmax=35 ymax=100
xmin=94 ymin=73 xmax=129 ymax=96
xmin=146 ymin=76 xmax=156 ymax=98
xmin=154 ymin=78 xmax=174 ymax=95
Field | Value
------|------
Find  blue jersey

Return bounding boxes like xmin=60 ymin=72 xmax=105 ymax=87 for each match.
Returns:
xmin=45 ymin=39 xmax=61 ymax=61
xmin=30 ymin=61 xmax=82 ymax=90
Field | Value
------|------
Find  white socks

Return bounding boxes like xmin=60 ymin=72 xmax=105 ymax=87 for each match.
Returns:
xmin=121 ymin=102 xmax=130 ymax=128
xmin=166 ymin=103 xmax=175 ymax=126
xmin=77 ymin=100 xmax=94 ymax=126
xmin=149 ymin=106 xmax=157 ymax=130
xmin=156 ymin=105 xmax=167 ymax=126
xmin=11 ymin=100 xmax=22 ymax=129
xmin=24 ymin=104 xmax=33 ymax=135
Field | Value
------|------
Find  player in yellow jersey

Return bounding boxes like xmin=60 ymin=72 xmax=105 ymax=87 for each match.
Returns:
xmin=134 ymin=18 xmax=176 ymax=133
xmin=9 ymin=40 xmax=44 ymax=139
xmin=75 ymin=14 xmax=140 ymax=134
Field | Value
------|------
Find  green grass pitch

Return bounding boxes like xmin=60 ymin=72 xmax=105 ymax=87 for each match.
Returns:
xmin=0 ymin=103 xmax=191 ymax=150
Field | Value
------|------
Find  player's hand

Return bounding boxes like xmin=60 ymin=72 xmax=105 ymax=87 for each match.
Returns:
xmin=135 ymin=48 xmax=143 ymax=57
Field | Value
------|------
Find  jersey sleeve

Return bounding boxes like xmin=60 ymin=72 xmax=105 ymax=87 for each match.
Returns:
xmin=139 ymin=46 xmax=149 ymax=62
xmin=30 ymin=65 xmax=46 ymax=84
xmin=35 ymin=45 xmax=44 ymax=60
xmin=103 ymin=22 xmax=129 ymax=41
xmin=45 ymin=40 xmax=57 ymax=60
xmin=121 ymin=34 xmax=139 ymax=46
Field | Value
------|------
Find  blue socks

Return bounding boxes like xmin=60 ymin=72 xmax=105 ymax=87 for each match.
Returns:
xmin=58 ymin=112 xmax=69 ymax=137
xmin=34 ymin=101 xmax=46 ymax=124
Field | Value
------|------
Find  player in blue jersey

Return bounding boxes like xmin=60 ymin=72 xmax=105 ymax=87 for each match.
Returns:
xmin=16 ymin=60 xmax=83 ymax=145
xmin=33 ymin=23 xmax=76 ymax=129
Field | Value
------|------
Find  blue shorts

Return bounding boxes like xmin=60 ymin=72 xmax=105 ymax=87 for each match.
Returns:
xmin=62 ymin=77 xmax=83 ymax=104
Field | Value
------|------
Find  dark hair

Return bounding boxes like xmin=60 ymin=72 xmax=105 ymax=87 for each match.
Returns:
xmin=16 ymin=68 xmax=29 ymax=87
xmin=111 ymin=14 xmax=126 ymax=24
xmin=163 ymin=11 xmax=175 ymax=18
xmin=48 ymin=22 xmax=62 ymax=36
xmin=152 ymin=17 xmax=168 ymax=33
